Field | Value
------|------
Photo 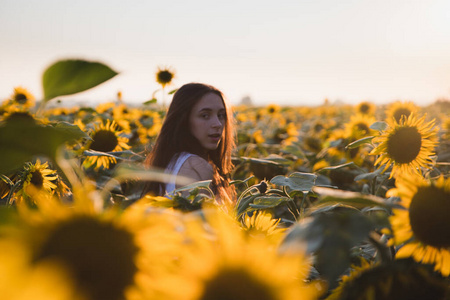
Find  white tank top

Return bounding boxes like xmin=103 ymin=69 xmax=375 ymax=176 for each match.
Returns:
xmin=164 ymin=152 xmax=196 ymax=196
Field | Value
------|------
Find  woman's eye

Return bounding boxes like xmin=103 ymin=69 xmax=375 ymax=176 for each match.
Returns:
xmin=218 ymin=113 xmax=226 ymax=120
xmin=201 ymin=114 xmax=210 ymax=119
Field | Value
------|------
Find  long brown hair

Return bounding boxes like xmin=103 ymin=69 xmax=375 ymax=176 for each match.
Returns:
xmin=142 ymin=83 xmax=235 ymax=201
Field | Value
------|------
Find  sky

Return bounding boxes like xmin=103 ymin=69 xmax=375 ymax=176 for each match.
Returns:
xmin=1 ymin=0 xmax=450 ymax=107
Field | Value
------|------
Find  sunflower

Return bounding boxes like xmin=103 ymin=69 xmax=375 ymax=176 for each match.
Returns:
xmin=162 ymin=208 xmax=323 ymax=300
xmin=355 ymin=101 xmax=376 ymax=116
xmin=266 ymin=104 xmax=281 ymax=115
xmin=95 ymin=101 xmax=116 ymax=114
xmin=252 ymin=129 xmax=265 ymax=144
xmin=326 ymin=258 xmax=449 ymax=300
xmin=344 ymin=114 xmax=376 ymax=140
xmin=1 ymin=108 xmax=38 ymax=124
xmin=156 ymin=66 xmax=175 ymax=88
xmin=370 ymin=114 xmax=438 ymax=178
xmin=242 ymin=210 xmax=287 ymax=240
xmin=6 ymin=86 xmax=36 ymax=108
xmin=82 ymin=120 xmax=130 ymax=169
xmin=385 ymin=101 xmax=419 ymax=125
xmin=12 ymin=159 xmax=59 ymax=204
xmin=15 ymin=186 xmax=186 ymax=300
xmin=0 ymin=239 xmax=83 ymax=300
xmin=282 ymin=123 xmax=299 ymax=146
xmin=386 ymin=174 xmax=450 ymax=276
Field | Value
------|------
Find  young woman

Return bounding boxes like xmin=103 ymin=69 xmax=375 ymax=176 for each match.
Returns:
xmin=142 ymin=83 xmax=236 ymax=203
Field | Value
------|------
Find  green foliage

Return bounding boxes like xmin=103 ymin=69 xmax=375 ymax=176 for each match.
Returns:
xmin=370 ymin=121 xmax=389 ymax=131
xmin=270 ymin=172 xmax=317 ymax=193
xmin=42 ymin=59 xmax=118 ymax=101
xmin=345 ymin=136 xmax=374 ymax=149
xmin=0 ymin=118 xmax=86 ymax=173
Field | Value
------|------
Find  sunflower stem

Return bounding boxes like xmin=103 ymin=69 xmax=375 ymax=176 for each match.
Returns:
xmin=368 ymin=232 xmax=393 ymax=263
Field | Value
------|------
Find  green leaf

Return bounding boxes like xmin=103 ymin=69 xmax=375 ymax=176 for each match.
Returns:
xmin=42 ymin=59 xmax=118 ymax=101
xmin=313 ymin=186 xmax=398 ymax=209
xmin=173 ymin=180 xmax=212 ymax=193
xmin=270 ymin=172 xmax=317 ymax=192
xmin=281 ymin=143 xmax=306 ymax=159
xmin=281 ymin=207 xmax=374 ymax=288
xmin=249 ymin=195 xmax=290 ymax=209
xmin=53 ymin=121 xmax=91 ymax=141
xmin=319 ymin=162 xmax=355 ymax=171
xmin=354 ymin=167 xmax=384 ymax=181
xmin=370 ymin=121 xmax=389 ymax=131
xmin=168 ymin=88 xmax=178 ymax=95
xmin=345 ymin=136 xmax=374 ymax=149
xmin=143 ymin=98 xmax=157 ymax=105
xmin=0 ymin=120 xmax=82 ymax=173
xmin=236 ymin=194 xmax=258 ymax=217
xmin=83 ymin=150 xmax=142 ymax=160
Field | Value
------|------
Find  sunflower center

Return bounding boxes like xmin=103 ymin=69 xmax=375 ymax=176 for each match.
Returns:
xmin=408 ymin=185 xmax=450 ymax=248
xmin=14 ymin=93 xmax=28 ymax=104
xmin=33 ymin=216 xmax=139 ymax=300
xmin=314 ymin=123 xmax=324 ymax=132
xmin=386 ymin=126 xmax=422 ymax=164
xmin=30 ymin=170 xmax=44 ymax=188
xmin=200 ymin=268 xmax=276 ymax=300
xmin=90 ymin=130 xmax=118 ymax=152
xmin=355 ymin=123 xmax=369 ymax=135
xmin=157 ymin=70 xmax=174 ymax=85
xmin=359 ymin=104 xmax=370 ymax=114
xmin=393 ymin=108 xmax=411 ymax=123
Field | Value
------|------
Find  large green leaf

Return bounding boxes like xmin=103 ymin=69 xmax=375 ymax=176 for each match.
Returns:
xmin=270 ymin=172 xmax=317 ymax=192
xmin=249 ymin=195 xmax=290 ymax=209
xmin=54 ymin=121 xmax=91 ymax=141
xmin=345 ymin=136 xmax=374 ymax=149
xmin=42 ymin=59 xmax=118 ymax=101
xmin=370 ymin=121 xmax=389 ymax=131
xmin=281 ymin=207 xmax=374 ymax=288
xmin=0 ymin=119 xmax=85 ymax=173
xmin=313 ymin=186 xmax=401 ymax=209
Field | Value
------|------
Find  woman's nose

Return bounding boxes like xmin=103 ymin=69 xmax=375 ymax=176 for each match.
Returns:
xmin=212 ymin=116 xmax=223 ymax=128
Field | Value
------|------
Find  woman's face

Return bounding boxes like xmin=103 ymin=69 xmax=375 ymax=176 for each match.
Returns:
xmin=189 ymin=93 xmax=226 ymax=151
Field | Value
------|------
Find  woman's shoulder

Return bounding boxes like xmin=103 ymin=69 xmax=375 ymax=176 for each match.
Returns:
xmin=178 ymin=154 xmax=213 ymax=181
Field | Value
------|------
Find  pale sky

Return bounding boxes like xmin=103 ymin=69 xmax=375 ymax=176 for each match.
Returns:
xmin=1 ymin=0 xmax=450 ymax=106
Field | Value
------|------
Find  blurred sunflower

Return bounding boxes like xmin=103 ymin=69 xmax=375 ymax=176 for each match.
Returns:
xmin=6 ymin=86 xmax=36 ymax=108
xmin=442 ymin=116 xmax=450 ymax=140
xmin=344 ymin=114 xmax=376 ymax=140
xmin=282 ymin=123 xmax=299 ymax=146
xmin=82 ymin=120 xmax=130 ymax=169
xmin=266 ymin=104 xmax=281 ymax=115
xmin=16 ymin=187 xmax=186 ymax=300
xmin=355 ymin=101 xmax=376 ymax=115
xmin=385 ymin=101 xmax=418 ymax=125
xmin=386 ymin=174 xmax=450 ymax=276
xmin=0 ymin=239 xmax=83 ymax=300
xmin=156 ymin=66 xmax=175 ymax=88
xmin=370 ymin=114 xmax=438 ymax=178
xmin=96 ymin=101 xmax=116 ymax=114
xmin=326 ymin=258 xmax=449 ymax=300
xmin=12 ymin=160 xmax=59 ymax=204
xmin=252 ymin=129 xmax=265 ymax=144
xmin=1 ymin=108 xmax=38 ymax=124
xmin=303 ymin=136 xmax=323 ymax=153
xmin=164 ymin=208 xmax=322 ymax=300
xmin=242 ymin=210 xmax=286 ymax=241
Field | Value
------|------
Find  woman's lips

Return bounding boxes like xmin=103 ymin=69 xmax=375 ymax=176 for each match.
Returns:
xmin=208 ymin=133 xmax=221 ymax=142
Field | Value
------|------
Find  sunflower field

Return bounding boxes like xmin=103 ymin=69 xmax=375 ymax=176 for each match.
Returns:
xmin=0 ymin=59 xmax=449 ymax=300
